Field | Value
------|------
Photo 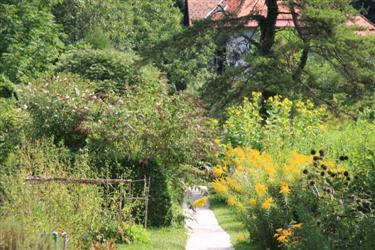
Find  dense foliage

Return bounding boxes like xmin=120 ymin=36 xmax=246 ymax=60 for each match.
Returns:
xmin=19 ymin=59 xmax=217 ymax=226
xmin=1 ymin=0 xmax=375 ymax=249
xmin=53 ymin=0 xmax=183 ymax=51
xmin=0 ymin=0 xmax=63 ymax=84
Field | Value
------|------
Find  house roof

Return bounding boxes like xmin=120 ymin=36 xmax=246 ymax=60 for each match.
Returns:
xmin=186 ymin=0 xmax=223 ymax=25
xmin=186 ymin=0 xmax=375 ymax=34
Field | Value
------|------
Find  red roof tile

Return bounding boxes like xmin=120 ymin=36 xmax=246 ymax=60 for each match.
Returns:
xmin=186 ymin=0 xmax=375 ymax=34
xmin=186 ymin=0 xmax=223 ymax=26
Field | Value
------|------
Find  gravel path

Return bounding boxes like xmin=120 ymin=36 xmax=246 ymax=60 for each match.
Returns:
xmin=184 ymin=188 xmax=233 ymax=250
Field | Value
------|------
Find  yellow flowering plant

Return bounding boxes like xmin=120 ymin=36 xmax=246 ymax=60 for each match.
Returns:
xmin=273 ymin=222 xmax=303 ymax=247
xmin=214 ymin=93 xmax=375 ymax=249
xmin=193 ymin=196 xmax=208 ymax=208
xmin=223 ymin=93 xmax=327 ymax=155
xmin=210 ymin=145 xmax=373 ymax=249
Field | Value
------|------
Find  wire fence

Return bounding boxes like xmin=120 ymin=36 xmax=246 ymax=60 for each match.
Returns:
xmin=24 ymin=175 xmax=151 ymax=249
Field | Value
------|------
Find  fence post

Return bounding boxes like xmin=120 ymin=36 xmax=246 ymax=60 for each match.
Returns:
xmin=52 ymin=231 xmax=58 ymax=250
xmin=144 ymin=176 xmax=150 ymax=229
xmin=62 ymin=230 xmax=67 ymax=250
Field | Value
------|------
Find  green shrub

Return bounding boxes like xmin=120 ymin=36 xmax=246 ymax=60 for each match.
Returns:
xmin=84 ymin=26 xmax=113 ymax=49
xmin=0 ymin=99 xmax=23 ymax=166
xmin=20 ymin=73 xmax=94 ymax=150
xmin=20 ymin=68 xmax=218 ymax=226
xmin=0 ymin=1 xmax=63 ymax=83
xmin=82 ymin=72 xmax=218 ymax=225
xmin=0 ymin=99 xmax=25 ymax=206
xmin=56 ymin=48 xmax=138 ymax=93
xmin=0 ymin=74 xmax=17 ymax=99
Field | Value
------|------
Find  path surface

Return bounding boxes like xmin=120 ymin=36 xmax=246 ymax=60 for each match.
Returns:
xmin=184 ymin=188 xmax=233 ymax=250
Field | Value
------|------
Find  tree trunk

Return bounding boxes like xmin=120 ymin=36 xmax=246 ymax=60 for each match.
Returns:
xmin=259 ymin=0 xmax=279 ymax=55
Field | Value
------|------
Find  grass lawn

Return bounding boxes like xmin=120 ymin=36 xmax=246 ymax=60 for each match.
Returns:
xmin=210 ymin=198 xmax=254 ymax=250
xmin=118 ymin=226 xmax=187 ymax=250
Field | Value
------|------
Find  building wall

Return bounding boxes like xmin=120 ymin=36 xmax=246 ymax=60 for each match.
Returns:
xmin=226 ymin=29 xmax=258 ymax=66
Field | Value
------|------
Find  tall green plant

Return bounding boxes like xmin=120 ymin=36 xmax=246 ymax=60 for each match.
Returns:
xmin=0 ymin=140 xmax=105 ymax=249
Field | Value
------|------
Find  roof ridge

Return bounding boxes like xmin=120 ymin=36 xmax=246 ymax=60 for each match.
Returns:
xmin=206 ymin=0 xmax=226 ymax=18
xmin=360 ymin=15 xmax=375 ymax=30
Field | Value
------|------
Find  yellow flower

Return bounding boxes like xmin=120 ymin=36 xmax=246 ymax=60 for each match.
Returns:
xmin=283 ymin=164 xmax=296 ymax=175
xmin=280 ymin=184 xmax=291 ymax=195
xmin=232 ymin=147 xmax=246 ymax=159
xmin=212 ymin=179 xmax=228 ymax=194
xmin=260 ymin=154 xmax=274 ymax=169
xmin=193 ymin=196 xmax=208 ymax=208
xmin=276 ymin=235 xmax=288 ymax=244
xmin=283 ymin=229 xmax=292 ymax=237
xmin=337 ymin=166 xmax=346 ymax=173
xmin=226 ymin=177 xmax=241 ymax=193
xmin=248 ymin=198 xmax=257 ymax=207
xmin=212 ymin=166 xmax=224 ymax=177
xmin=266 ymin=165 xmax=276 ymax=176
xmin=291 ymin=223 xmax=303 ymax=229
xmin=274 ymin=228 xmax=293 ymax=245
xmin=236 ymin=202 xmax=245 ymax=212
xmin=227 ymin=196 xmax=237 ymax=206
xmin=234 ymin=159 xmax=244 ymax=171
xmin=255 ymin=183 xmax=267 ymax=196
xmin=246 ymin=149 xmax=261 ymax=167
xmin=287 ymin=151 xmax=311 ymax=169
xmin=322 ymin=160 xmax=335 ymax=168
xmin=262 ymin=197 xmax=273 ymax=210
xmin=236 ymin=233 xmax=247 ymax=242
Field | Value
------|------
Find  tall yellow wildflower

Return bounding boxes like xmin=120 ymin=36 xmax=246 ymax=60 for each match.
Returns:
xmin=236 ymin=202 xmax=245 ymax=212
xmin=248 ymin=198 xmax=257 ymax=207
xmin=236 ymin=233 xmax=247 ymax=242
xmin=255 ymin=183 xmax=267 ymax=196
xmin=280 ymin=184 xmax=291 ymax=195
xmin=287 ymin=151 xmax=310 ymax=168
xmin=193 ymin=196 xmax=208 ymax=208
xmin=227 ymin=196 xmax=237 ymax=206
xmin=232 ymin=147 xmax=246 ymax=159
xmin=212 ymin=179 xmax=228 ymax=194
xmin=226 ymin=177 xmax=242 ymax=193
xmin=212 ymin=166 xmax=224 ymax=177
xmin=266 ymin=165 xmax=276 ymax=176
xmin=247 ymin=149 xmax=261 ymax=167
xmin=262 ymin=197 xmax=273 ymax=210
xmin=283 ymin=164 xmax=297 ymax=175
xmin=234 ymin=159 xmax=244 ymax=171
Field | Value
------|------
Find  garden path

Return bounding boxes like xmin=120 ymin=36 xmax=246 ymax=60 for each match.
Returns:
xmin=184 ymin=187 xmax=233 ymax=250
